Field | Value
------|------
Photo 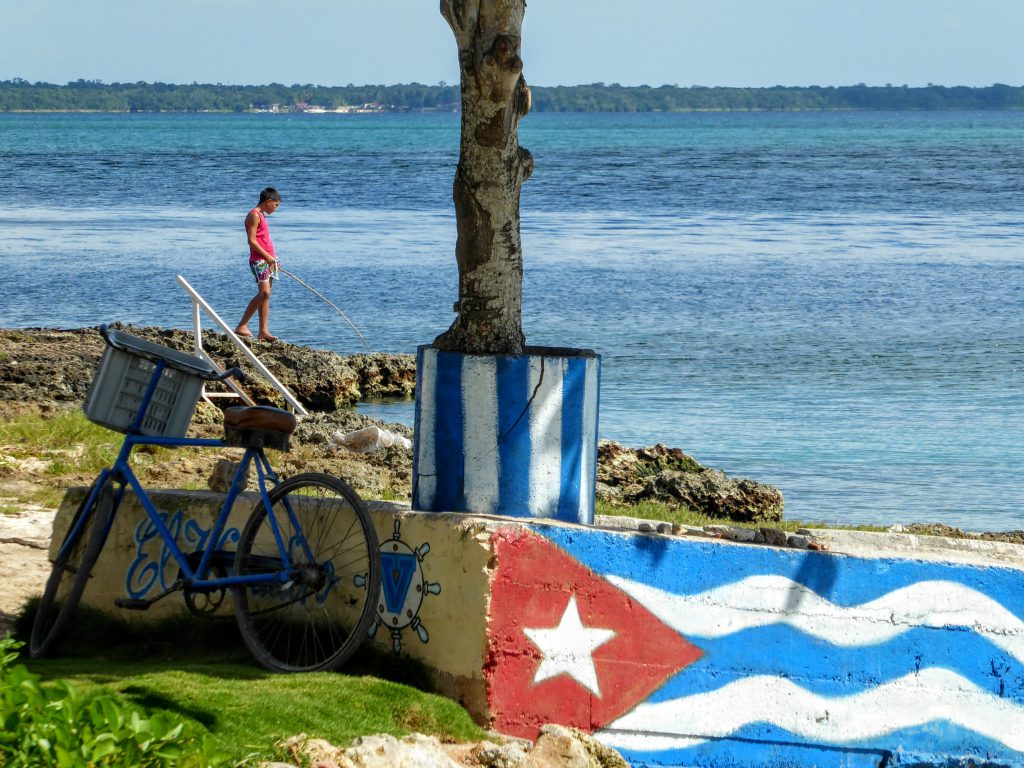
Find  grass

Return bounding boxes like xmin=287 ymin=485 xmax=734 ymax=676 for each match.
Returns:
xmin=0 ymin=408 xmax=117 ymax=468
xmin=596 ymin=497 xmax=889 ymax=533
xmin=10 ymin=605 xmax=489 ymax=764
xmin=0 ymin=408 xmax=188 ymax=475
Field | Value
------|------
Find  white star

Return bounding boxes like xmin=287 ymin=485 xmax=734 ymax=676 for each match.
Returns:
xmin=524 ymin=594 xmax=616 ymax=696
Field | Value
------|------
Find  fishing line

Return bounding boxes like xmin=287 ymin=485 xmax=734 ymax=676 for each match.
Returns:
xmin=278 ymin=266 xmax=371 ymax=352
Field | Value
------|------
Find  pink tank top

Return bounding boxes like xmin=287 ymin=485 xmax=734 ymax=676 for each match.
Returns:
xmin=247 ymin=209 xmax=275 ymax=262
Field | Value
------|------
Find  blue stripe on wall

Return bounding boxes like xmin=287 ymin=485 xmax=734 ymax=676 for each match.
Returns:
xmin=558 ymin=356 xmax=586 ymax=520
xmin=411 ymin=345 xmax=426 ymax=507
xmin=535 ymin=525 xmax=1024 ymax=611
xmin=496 ymin=354 xmax=533 ymax=516
xmin=648 ymin=624 xmax=1024 ymax=701
xmin=432 ymin=349 xmax=465 ymax=511
xmin=612 ymin=721 xmax=1014 ymax=768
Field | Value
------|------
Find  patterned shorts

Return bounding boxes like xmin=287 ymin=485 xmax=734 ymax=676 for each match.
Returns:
xmin=249 ymin=259 xmax=279 ymax=283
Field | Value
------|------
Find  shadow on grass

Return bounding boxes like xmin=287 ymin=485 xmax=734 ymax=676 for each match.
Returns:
xmin=12 ymin=599 xmax=437 ymax=691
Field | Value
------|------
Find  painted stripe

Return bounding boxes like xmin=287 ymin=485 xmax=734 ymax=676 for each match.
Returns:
xmin=600 ymin=725 xmax=1014 ymax=768
xmin=579 ymin=357 xmax=599 ymax=523
xmin=496 ymin=354 xmax=532 ymax=516
xmin=557 ymin=356 xmax=585 ymax=521
xmin=411 ymin=346 xmax=437 ymax=510
xmin=650 ymin=622 xmax=1024 ymax=701
xmin=603 ymin=668 xmax=1024 ymax=752
xmin=529 ymin=356 xmax=564 ymax=517
xmin=432 ymin=349 xmax=465 ymax=511
xmin=461 ymin=355 xmax=499 ymax=514
xmin=608 ymin=574 xmax=1024 ymax=662
xmin=596 ymin=733 xmax=705 ymax=753
xmin=539 ymin=524 xmax=1024 ymax=606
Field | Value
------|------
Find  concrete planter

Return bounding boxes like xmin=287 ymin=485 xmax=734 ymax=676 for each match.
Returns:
xmin=412 ymin=345 xmax=600 ymax=524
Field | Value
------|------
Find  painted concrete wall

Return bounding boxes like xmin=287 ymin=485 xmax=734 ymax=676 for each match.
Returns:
xmin=412 ymin=346 xmax=600 ymax=524
xmin=58 ymin=488 xmax=497 ymax=715
xmin=52 ymin=491 xmax=1024 ymax=767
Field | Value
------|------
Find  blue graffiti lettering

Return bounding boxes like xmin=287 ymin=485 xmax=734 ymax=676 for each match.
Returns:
xmin=124 ymin=510 xmax=240 ymax=600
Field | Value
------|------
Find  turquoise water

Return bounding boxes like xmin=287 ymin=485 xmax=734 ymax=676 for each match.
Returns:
xmin=1 ymin=111 xmax=1021 ymax=530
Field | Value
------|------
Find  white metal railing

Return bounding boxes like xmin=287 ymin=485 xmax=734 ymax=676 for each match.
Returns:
xmin=176 ymin=275 xmax=309 ymax=417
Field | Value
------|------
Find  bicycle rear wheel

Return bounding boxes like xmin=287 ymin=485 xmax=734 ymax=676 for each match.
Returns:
xmin=233 ymin=472 xmax=381 ymax=673
xmin=30 ymin=476 xmax=116 ymax=657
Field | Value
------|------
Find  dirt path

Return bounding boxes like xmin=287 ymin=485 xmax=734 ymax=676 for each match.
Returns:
xmin=0 ymin=496 xmax=53 ymax=636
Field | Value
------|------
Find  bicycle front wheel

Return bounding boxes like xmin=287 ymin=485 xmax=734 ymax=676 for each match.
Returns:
xmin=234 ymin=473 xmax=381 ymax=673
xmin=30 ymin=476 xmax=116 ymax=657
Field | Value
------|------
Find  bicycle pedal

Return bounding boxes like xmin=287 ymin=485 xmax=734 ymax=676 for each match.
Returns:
xmin=115 ymin=598 xmax=152 ymax=611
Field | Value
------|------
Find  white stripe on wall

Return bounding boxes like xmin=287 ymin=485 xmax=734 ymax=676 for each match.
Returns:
xmin=415 ymin=347 xmax=438 ymax=508
xmin=605 ymin=669 xmax=1024 ymax=752
xmin=462 ymin=355 xmax=500 ymax=514
xmin=529 ymin=357 xmax=564 ymax=516
xmin=579 ymin=358 xmax=599 ymax=520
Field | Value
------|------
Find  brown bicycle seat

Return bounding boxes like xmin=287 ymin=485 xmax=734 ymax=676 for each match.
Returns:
xmin=223 ymin=406 xmax=296 ymax=435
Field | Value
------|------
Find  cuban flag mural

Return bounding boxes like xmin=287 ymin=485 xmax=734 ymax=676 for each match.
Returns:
xmin=412 ymin=345 xmax=600 ymax=524
xmin=486 ymin=526 xmax=1024 ymax=767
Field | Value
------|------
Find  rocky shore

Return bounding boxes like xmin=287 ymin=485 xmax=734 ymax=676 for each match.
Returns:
xmin=0 ymin=325 xmax=785 ymax=522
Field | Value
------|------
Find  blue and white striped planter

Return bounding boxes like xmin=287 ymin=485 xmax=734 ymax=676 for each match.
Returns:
xmin=412 ymin=345 xmax=601 ymax=524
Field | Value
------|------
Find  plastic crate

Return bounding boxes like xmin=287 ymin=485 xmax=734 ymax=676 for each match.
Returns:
xmin=84 ymin=342 xmax=207 ymax=437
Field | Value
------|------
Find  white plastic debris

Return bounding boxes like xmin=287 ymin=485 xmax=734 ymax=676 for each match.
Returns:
xmin=333 ymin=425 xmax=412 ymax=453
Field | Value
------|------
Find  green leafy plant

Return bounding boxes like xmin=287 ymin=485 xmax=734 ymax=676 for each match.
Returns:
xmin=0 ymin=636 xmax=232 ymax=767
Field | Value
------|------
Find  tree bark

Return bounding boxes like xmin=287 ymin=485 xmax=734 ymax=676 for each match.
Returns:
xmin=434 ymin=0 xmax=533 ymax=355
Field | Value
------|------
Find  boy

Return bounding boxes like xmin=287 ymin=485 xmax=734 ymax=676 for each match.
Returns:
xmin=235 ymin=187 xmax=282 ymax=341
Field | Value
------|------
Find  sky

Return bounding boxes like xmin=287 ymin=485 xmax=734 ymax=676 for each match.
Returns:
xmin=1 ymin=0 xmax=1023 ymax=89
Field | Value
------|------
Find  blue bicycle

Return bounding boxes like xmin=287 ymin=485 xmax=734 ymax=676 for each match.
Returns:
xmin=30 ymin=326 xmax=381 ymax=673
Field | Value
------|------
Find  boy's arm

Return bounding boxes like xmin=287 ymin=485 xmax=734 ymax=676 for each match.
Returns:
xmin=245 ymin=211 xmax=277 ymax=263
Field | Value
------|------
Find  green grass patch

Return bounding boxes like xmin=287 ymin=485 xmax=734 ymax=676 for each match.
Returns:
xmin=23 ymin=659 xmax=486 ymax=763
xmin=0 ymin=409 xmax=176 ymax=479
xmin=10 ymin=605 xmax=488 ymax=764
xmin=596 ymin=498 xmax=888 ymax=533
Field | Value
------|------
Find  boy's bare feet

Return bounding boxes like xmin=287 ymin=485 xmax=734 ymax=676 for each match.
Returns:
xmin=235 ymin=327 xmax=253 ymax=338
xmin=257 ymin=333 xmax=278 ymax=342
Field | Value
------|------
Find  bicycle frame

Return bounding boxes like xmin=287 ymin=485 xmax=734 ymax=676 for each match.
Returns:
xmin=60 ymin=356 xmax=302 ymax=592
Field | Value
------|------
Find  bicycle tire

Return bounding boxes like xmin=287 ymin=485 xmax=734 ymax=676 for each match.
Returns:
xmin=233 ymin=472 xmax=381 ymax=673
xmin=30 ymin=476 xmax=116 ymax=657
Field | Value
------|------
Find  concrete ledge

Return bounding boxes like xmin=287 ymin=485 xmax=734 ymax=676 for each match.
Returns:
xmin=52 ymin=489 xmax=1024 ymax=767
xmin=808 ymin=527 xmax=1024 ymax=568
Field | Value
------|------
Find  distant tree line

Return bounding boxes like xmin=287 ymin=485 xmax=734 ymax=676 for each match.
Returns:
xmin=1 ymin=79 xmax=1023 ymax=112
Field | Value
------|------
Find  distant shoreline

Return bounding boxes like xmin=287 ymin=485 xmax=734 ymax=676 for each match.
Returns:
xmin=3 ymin=81 xmax=1023 ymax=113
xmin=5 ymin=107 xmax=1024 ymax=115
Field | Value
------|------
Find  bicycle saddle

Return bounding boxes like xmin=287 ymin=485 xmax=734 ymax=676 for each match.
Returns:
xmin=223 ymin=406 xmax=296 ymax=451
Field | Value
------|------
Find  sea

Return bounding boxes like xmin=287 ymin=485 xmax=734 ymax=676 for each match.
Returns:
xmin=1 ymin=111 xmax=1022 ymax=531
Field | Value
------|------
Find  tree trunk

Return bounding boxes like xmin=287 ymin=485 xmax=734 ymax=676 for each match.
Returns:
xmin=434 ymin=0 xmax=533 ymax=355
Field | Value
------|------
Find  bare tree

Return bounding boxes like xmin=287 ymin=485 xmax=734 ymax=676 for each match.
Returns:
xmin=434 ymin=0 xmax=533 ymax=355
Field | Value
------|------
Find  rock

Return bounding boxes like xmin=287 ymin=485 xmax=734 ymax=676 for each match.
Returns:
xmin=596 ymin=440 xmax=783 ymax=523
xmin=760 ymin=527 xmax=789 ymax=547
xmin=625 ymin=467 xmax=783 ymax=524
xmin=705 ymin=524 xmax=758 ymax=543
xmin=334 ymin=425 xmax=412 ymax=453
xmin=0 ymin=327 xmax=784 ymax=528
xmin=474 ymin=740 xmax=529 ymax=767
xmin=207 ymin=458 xmax=248 ymax=493
xmin=597 ymin=441 xmax=704 ymax=487
xmin=0 ymin=325 xmax=416 ymax=412
xmin=343 ymin=733 xmax=461 ymax=768
xmin=787 ymin=533 xmax=811 ymax=549
xmin=274 ymin=728 xmax=629 ymax=768
xmin=531 ymin=725 xmax=630 ymax=768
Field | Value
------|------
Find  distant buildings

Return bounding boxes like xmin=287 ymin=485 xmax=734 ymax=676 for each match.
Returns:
xmin=253 ymin=101 xmax=405 ymax=114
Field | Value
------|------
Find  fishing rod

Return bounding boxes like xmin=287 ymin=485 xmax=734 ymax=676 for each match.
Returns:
xmin=278 ymin=266 xmax=371 ymax=352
